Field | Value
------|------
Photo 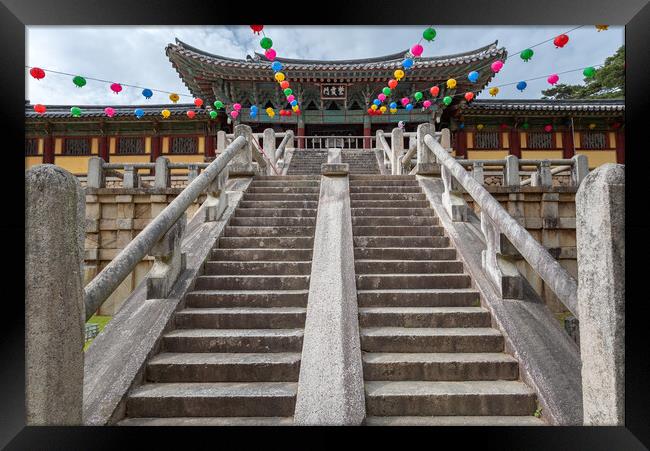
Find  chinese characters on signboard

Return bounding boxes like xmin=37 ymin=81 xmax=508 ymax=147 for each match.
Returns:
xmin=321 ymin=84 xmax=346 ymax=99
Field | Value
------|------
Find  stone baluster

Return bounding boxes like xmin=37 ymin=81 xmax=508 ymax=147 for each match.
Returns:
xmin=480 ymin=211 xmax=524 ymax=299
xmin=504 ymin=155 xmax=520 ymax=187
xmin=146 ymin=212 xmax=187 ymax=299
xmin=122 ymin=165 xmax=139 ymax=188
xmin=415 ymin=122 xmax=439 ymax=175
xmin=216 ymin=130 xmax=227 ymax=154
xmin=571 ymin=154 xmax=589 ymax=187
xmin=472 ymin=161 xmax=485 ymax=185
xmin=154 ymin=156 xmax=170 ymax=188
xmin=391 ymin=127 xmax=404 ymax=175
xmin=204 ymin=167 xmax=229 ymax=222
xmin=87 ymin=156 xmax=105 ymax=188
xmin=228 ymin=124 xmax=255 ymax=176
xmin=532 ymin=160 xmax=552 ymax=188
xmin=263 ymin=128 xmax=276 ymax=175
xmin=187 ymin=164 xmax=199 ymax=184
xmin=441 ymin=128 xmax=451 ymax=153
xmin=441 ymin=164 xmax=469 ymax=221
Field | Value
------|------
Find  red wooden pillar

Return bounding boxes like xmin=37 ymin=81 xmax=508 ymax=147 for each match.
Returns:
xmin=363 ymin=115 xmax=371 ymax=150
xmin=509 ymin=130 xmax=521 ymax=158
xmin=99 ymin=135 xmax=109 ymax=162
xmin=455 ymin=130 xmax=467 ymax=158
xmin=562 ymin=131 xmax=574 ymax=159
xmin=297 ymin=118 xmax=306 ymax=150
xmin=616 ymin=129 xmax=625 ymax=164
xmin=205 ymin=122 xmax=215 ymax=159
xmin=43 ymin=127 xmax=54 ymax=164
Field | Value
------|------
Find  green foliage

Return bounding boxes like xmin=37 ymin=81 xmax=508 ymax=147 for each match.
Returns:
xmin=534 ymin=407 xmax=543 ymax=418
xmin=84 ymin=315 xmax=112 ymax=351
xmin=541 ymin=45 xmax=624 ymax=99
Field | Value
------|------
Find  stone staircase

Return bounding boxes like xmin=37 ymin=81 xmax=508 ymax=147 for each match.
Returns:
xmin=348 ymin=174 xmax=544 ymax=426
xmin=120 ymin=175 xmax=320 ymax=425
xmin=287 ymin=150 xmax=379 ymax=175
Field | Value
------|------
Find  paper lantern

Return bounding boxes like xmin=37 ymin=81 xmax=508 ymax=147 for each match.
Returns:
xmin=370 ymin=104 xmax=378 ymax=111
xmin=187 ymin=110 xmax=196 ymax=119
xmin=209 ymin=110 xmax=218 ymax=119
xmin=468 ymin=71 xmax=479 ymax=83
xmin=500 ymin=123 xmax=509 ymax=130
xmin=388 ymin=79 xmax=398 ymax=89
xmin=489 ymin=87 xmax=499 ymax=97
xmin=402 ymin=58 xmax=414 ymax=69
xmin=422 ymin=27 xmax=436 ymax=41
xmin=520 ymin=48 xmax=534 ymax=62
xmin=250 ymin=25 xmax=264 ymax=34
xmin=516 ymin=81 xmax=528 ymax=92
xmin=268 ymin=111 xmax=275 ymax=118
xmin=292 ymin=105 xmax=299 ymax=112
xmin=260 ymin=37 xmax=273 ymax=50
xmin=583 ymin=66 xmax=596 ymax=78
xmin=194 ymin=98 xmax=203 ymax=108
xmin=401 ymin=97 xmax=410 ymax=106
xmin=70 ymin=106 xmax=82 ymax=117
xmin=33 ymin=104 xmax=47 ymax=114
xmin=544 ymin=124 xmax=553 ymax=132
xmin=382 ymin=87 xmax=391 ymax=96
xmin=464 ymin=92 xmax=474 ymax=101
xmin=214 ymin=100 xmax=224 ymax=109
xmin=134 ymin=108 xmax=144 ymax=118
xmin=390 ymin=108 xmax=397 ymax=114
xmin=411 ymin=44 xmax=424 ymax=57
xmin=405 ymin=104 xmax=413 ymax=111
xmin=110 ymin=83 xmax=122 ymax=94
xmin=251 ymin=105 xmax=258 ymax=113
xmin=265 ymin=49 xmax=277 ymax=61
xmin=169 ymin=93 xmax=180 ymax=103
xmin=554 ymin=34 xmax=569 ymax=48
xmin=272 ymin=61 xmax=283 ymax=72
xmin=589 ymin=123 xmax=596 ymax=130
xmin=142 ymin=88 xmax=153 ymax=99
xmin=104 ymin=107 xmax=116 ymax=117
xmin=378 ymin=93 xmax=386 ymax=102
xmin=458 ymin=122 xmax=465 ymax=129
xmin=290 ymin=100 xmax=298 ymax=107
xmin=423 ymin=100 xmax=432 ymax=108
xmin=231 ymin=110 xmax=239 ymax=119
xmin=72 ymin=76 xmax=86 ymax=88
xmin=274 ymin=72 xmax=286 ymax=82
xmin=521 ymin=122 xmax=530 ymax=130
xmin=380 ymin=105 xmax=387 ymax=113
xmin=233 ymin=103 xmax=242 ymax=111
xmin=414 ymin=91 xmax=423 ymax=101
xmin=394 ymin=69 xmax=405 ymax=80
xmin=430 ymin=86 xmax=440 ymax=97
xmin=29 ymin=67 xmax=45 ymax=80
xmin=595 ymin=25 xmax=609 ymax=32
xmin=367 ymin=108 xmax=374 ymax=115
xmin=161 ymin=109 xmax=171 ymax=118
xmin=446 ymin=78 xmax=457 ymax=89
xmin=547 ymin=74 xmax=559 ymax=85
xmin=287 ymin=94 xmax=295 ymax=102
xmin=443 ymin=96 xmax=452 ymax=106
xmin=476 ymin=124 xmax=484 ymax=131
xmin=266 ymin=107 xmax=274 ymax=115
xmin=280 ymin=80 xmax=290 ymax=89
xmin=284 ymin=88 xmax=293 ymax=96
xmin=491 ymin=60 xmax=504 ymax=73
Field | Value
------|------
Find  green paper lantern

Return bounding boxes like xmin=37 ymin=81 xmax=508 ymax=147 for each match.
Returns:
xmin=423 ymin=27 xmax=436 ymax=41
xmin=209 ymin=110 xmax=218 ymax=119
xmin=520 ymin=48 xmax=534 ymax=62
xmin=442 ymin=96 xmax=452 ymax=106
xmin=382 ymin=87 xmax=391 ymax=96
xmin=583 ymin=66 xmax=596 ymax=78
xmin=522 ymin=122 xmax=530 ymax=130
xmin=414 ymin=91 xmax=423 ymax=101
xmin=214 ymin=100 xmax=224 ymax=109
xmin=283 ymin=88 xmax=293 ymax=96
xmin=70 ymin=106 xmax=82 ymax=117
xmin=260 ymin=37 xmax=273 ymax=50
xmin=72 ymin=76 xmax=86 ymax=88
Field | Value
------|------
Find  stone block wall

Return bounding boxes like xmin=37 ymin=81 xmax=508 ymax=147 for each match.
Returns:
xmin=462 ymin=186 xmax=577 ymax=315
xmin=84 ymin=187 xmax=205 ymax=315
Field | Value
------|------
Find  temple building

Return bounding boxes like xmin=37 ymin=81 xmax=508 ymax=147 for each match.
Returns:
xmin=25 ymin=39 xmax=624 ymax=174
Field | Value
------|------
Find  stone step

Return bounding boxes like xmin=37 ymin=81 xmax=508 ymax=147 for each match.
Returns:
xmin=119 ymin=416 xmax=295 ymax=426
xmin=364 ymin=380 xmax=536 ymax=417
xmin=351 ymin=208 xmax=433 ymax=217
xmin=175 ymin=307 xmax=307 ymax=329
xmin=357 ymin=289 xmax=480 ymax=307
xmin=212 ymin=248 xmax=313 ymax=261
xmin=354 ymin=247 xmax=457 ymax=260
xmin=146 ymin=352 xmax=301 ymax=382
xmin=355 ymin=260 xmax=464 ymax=274
xmin=229 ymin=216 xmax=316 ymax=227
xmin=185 ymin=290 xmax=308 ymax=308
xmin=362 ymin=352 xmax=519 ymax=381
xmin=163 ymin=329 xmax=304 ymax=353
xmin=243 ymin=193 xmax=320 ymax=201
xmin=356 ymin=274 xmax=471 ymax=290
xmin=351 ymin=200 xmax=430 ymax=208
xmin=126 ymin=382 xmax=297 ymax=417
xmin=239 ymin=200 xmax=319 ymax=209
xmin=223 ymin=226 xmax=315 ymax=237
xmin=194 ymin=275 xmax=310 ymax=291
xmin=234 ymin=208 xmax=317 ymax=218
xmin=348 ymin=180 xmax=420 ymax=187
xmin=350 ymin=175 xmax=416 ymax=181
xmin=246 ymin=187 xmax=321 ymax=194
xmin=205 ymin=261 xmax=312 ymax=275
xmin=351 ymin=216 xmax=438 ymax=226
xmin=353 ymin=226 xmax=445 ymax=237
xmin=353 ymin=236 xmax=449 ymax=248
xmin=255 ymin=175 xmax=318 ymax=180
xmin=350 ymin=193 xmax=426 ymax=201
xmin=360 ymin=327 xmax=503 ymax=353
xmin=350 ymin=186 xmax=422 ymax=193
xmin=218 ymin=236 xmax=314 ymax=249
xmin=249 ymin=180 xmax=320 ymax=187
xmin=358 ymin=307 xmax=491 ymax=328
xmin=364 ymin=416 xmax=545 ymax=426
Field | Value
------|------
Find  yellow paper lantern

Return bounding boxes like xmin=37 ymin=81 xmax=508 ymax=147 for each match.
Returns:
xmin=380 ymin=106 xmax=387 ymax=113
xmin=477 ymin=124 xmax=484 ymax=131
xmin=589 ymin=123 xmax=596 ymax=129
xmin=269 ymin=112 xmax=275 ymax=118
xmin=489 ymin=87 xmax=499 ymax=97
xmin=169 ymin=93 xmax=180 ymax=103
xmin=370 ymin=104 xmax=378 ymax=110
xmin=446 ymin=78 xmax=457 ymax=89
xmin=161 ymin=109 xmax=171 ymax=119
xmin=274 ymin=72 xmax=286 ymax=82
xmin=390 ymin=108 xmax=397 ymax=114
xmin=394 ymin=69 xmax=405 ymax=81
xmin=292 ymin=105 xmax=299 ymax=112
xmin=266 ymin=107 xmax=273 ymax=114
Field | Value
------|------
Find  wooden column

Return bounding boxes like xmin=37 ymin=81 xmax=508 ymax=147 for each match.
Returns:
xmin=297 ymin=116 xmax=305 ymax=149
xmin=455 ymin=130 xmax=467 ymax=158
xmin=562 ymin=131 xmax=575 ymax=159
xmin=43 ymin=125 xmax=54 ymax=164
xmin=151 ymin=124 xmax=161 ymax=176
xmin=615 ymin=129 xmax=625 ymax=164
xmin=363 ymin=115 xmax=371 ymax=150
xmin=205 ymin=122 xmax=215 ymax=159
xmin=509 ymin=130 xmax=521 ymax=158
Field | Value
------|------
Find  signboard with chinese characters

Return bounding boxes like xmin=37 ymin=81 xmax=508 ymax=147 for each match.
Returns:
xmin=320 ymin=84 xmax=347 ymax=99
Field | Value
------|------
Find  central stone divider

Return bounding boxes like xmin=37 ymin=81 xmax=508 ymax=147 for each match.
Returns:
xmin=294 ymin=149 xmax=366 ymax=425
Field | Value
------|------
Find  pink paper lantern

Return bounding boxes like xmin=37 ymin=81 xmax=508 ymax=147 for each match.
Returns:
xmin=491 ymin=60 xmax=504 ymax=73
xmin=231 ymin=110 xmax=239 ymax=119
xmin=378 ymin=93 xmax=386 ymax=101
xmin=265 ymin=48 xmax=277 ymax=61
xmin=110 ymin=83 xmax=122 ymax=94
xmin=286 ymin=94 xmax=295 ymax=102
xmin=104 ymin=107 xmax=115 ymax=117
xmin=411 ymin=44 xmax=424 ymax=57
xmin=544 ymin=124 xmax=553 ymax=132
xmin=233 ymin=103 xmax=242 ymax=111
xmin=401 ymin=97 xmax=410 ymax=106
xmin=547 ymin=74 xmax=559 ymax=85
xmin=423 ymin=100 xmax=432 ymax=108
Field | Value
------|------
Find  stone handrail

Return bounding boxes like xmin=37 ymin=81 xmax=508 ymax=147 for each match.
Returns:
xmin=423 ymin=131 xmax=579 ymax=318
xmin=82 ymin=134 xmax=249 ymax=320
xmin=376 ymin=130 xmax=392 ymax=169
xmin=274 ymin=129 xmax=294 ymax=162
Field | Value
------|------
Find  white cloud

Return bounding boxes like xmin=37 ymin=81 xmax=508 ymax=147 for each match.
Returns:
xmin=26 ymin=25 xmax=623 ymax=106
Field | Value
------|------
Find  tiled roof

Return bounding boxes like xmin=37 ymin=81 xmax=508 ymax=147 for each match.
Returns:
xmin=459 ymin=99 xmax=625 ymax=113
xmin=25 ymin=103 xmax=214 ymax=119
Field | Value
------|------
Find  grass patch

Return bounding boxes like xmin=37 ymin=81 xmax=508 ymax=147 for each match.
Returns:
xmin=84 ymin=315 xmax=112 ymax=351
xmin=554 ymin=311 xmax=573 ymax=325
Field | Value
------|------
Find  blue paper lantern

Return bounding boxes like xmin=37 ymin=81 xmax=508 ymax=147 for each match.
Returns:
xmin=134 ymin=108 xmax=145 ymax=118
xmin=271 ymin=61 xmax=283 ymax=72
xmin=389 ymin=102 xmax=397 ymax=109
xmin=405 ymin=103 xmax=413 ymax=111
xmin=290 ymin=100 xmax=298 ymax=106
xmin=459 ymin=122 xmax=465 ymax=129
xmin=250 ymin=111 xmax=257 ymax=118
xmin=142 ymin=88 xmax=153 ymax=99
xmin=468 ymin=71 xmax=479 ymax=83
xmin=251 ymin=105 xmax=258 ymax=112
xmin=373 ymin=99 xmax=381 ymax=106
xmin=516 ymin=81 xmax=528 ymax=92
xmin=402 ymin=58 xmax=414 ymax=69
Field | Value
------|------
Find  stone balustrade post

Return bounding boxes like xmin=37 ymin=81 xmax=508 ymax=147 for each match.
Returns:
xmin=391 ymin=127 xmax=404 ymax=175
xmin=472 ymin=161 xmax=485 ymax=185
xmin=576 ymin=163 xmax=625 ymax=425
xmin=229 ymin=124 xmax=255 ymax=176
xmin=441 ymin=164 xmax=469 ymax=222
xmin=26 ymin=165 xmax=85 ymax=425
xmin=441 ymin=128 xmax=452 ymax=152
xmin=187 ymin=164 xmax=199 ymax=184
xmin=87 ymin=156 xmax=105 ymax=188
xmin=504 ymin=155 xmax=520 ymax=187
xmin=480 ymin=211 xmax=524 ymax=299
xmin=204 ymin=168 xmax=230 ymax=222
xmin=532 ymin=160 xmax=552 ymax=188
xmin=216 ymin=130 xmax=227 ymax=154
xmin=263 ymin=128 xmax=276 ymax=175
xmin=154 ymin=156 xmax=170 ymax=188
xmin=571 ymin=154 xmax=589 ymax=187
xmin=415 ymin=122 xmax=439 ymax=175
xmin=146 ymin=212 xmax=187 ymax=299
xmin=287 ymin=130 xmax=295 ymax=149
xmin=122 ymin=165 xmax=139 ymax=189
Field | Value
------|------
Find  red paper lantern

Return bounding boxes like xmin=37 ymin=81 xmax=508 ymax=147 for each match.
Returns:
xmin=544 ymin=124 xmax=553 ymax=132
xmin=250 ymin=25 xmax=264 ymax=34
xmin=194 ymin=98 xmax=203 ymax=108
xmin=388 ymin=79 xmax=398 ymax=89
xmin=29 ymin=67 xmax=45 ymax=80
xmin=553 ymin=34 xmax=569 ymax=48
xmin=186 ymin=111 xmax=196 ymax=119
xmin=280 ymin=81 xmax=290 ymax=90
xmin=464 ymin=92 xmax=474 ymax=102
xmin=500 ymin=123 xmax=509 ymax=130
xmin=33 ymin=104 xmax=47 ymax=114
xmin=110 ymin=83 xmax=123 ymax=94
xmin=430 ymin=86 xmax=440 ymax=97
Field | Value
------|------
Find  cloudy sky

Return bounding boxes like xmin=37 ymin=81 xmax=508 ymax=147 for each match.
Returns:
xmin=26 ymin=25 xmax=623 ymax=106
